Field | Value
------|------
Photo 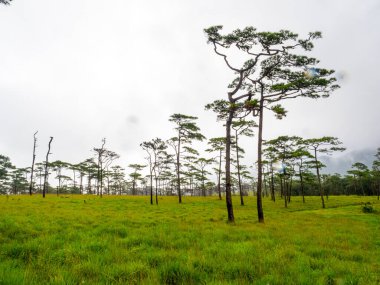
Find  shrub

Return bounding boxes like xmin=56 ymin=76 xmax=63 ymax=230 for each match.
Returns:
xmin=362 ymin=202 xmax=373 ymax=213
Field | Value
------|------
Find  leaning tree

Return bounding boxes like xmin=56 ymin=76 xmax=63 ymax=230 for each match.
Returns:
xmin=204 ymin=26 xmax=339 ymax=223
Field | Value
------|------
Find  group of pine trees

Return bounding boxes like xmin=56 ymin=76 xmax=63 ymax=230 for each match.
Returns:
xmin=1 ymin=129 xmax=379 ymax=205
xmin=1 ymin=19 xmax=379 ymax=222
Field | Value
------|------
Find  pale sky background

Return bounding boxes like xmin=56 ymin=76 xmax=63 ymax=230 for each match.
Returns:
xmin=0 ymin=0 xmax=379 ymax=176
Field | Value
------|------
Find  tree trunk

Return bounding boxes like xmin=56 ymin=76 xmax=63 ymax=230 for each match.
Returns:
xmin=73 ymin=170 xmax=77 ymax=193
xmin=284 ymin=176 xmax=288 ymax=208
xmin=29 ymin=131 xmax=37 ymax=196
xmin=39 ymin=170 xmax=42 ymax=193
xmin=299 ymin=166 xmax=305 ymax=203
xmin=256 ymin=98 xmax=265 ymax=223
xmin=236 ymin=131 xmax=244 ymax=206
xmin=150 ymin=172 xmax=153 ymax=205
xmin=225 ymin=110 xmax=235 ymax=222
xmin=218 ymin=149 xmax=222 ymax=200
xmin=177 ymin=135 xmax=182 ymax=203
xmin=80 ymin=174 xmax=83 ymax=194
xmin=107 ymin=176 xmax=110 ymax=195
xmin=88 ymin=174 xmax=92 ymax=194
xmin=315 ymin=149 xmax=325 ymax=208
xmin=263 ymin=167 xmax=268 ymax=198
xmin=58 ymin=174 xmax=61 ymax=196
xmin=288 ymin=170 xmax=293 ymax=203
xmin=270 ymin=162 xmax=275 ymax=202
xmin=155 ymin=177 xmax=158 ymax=205
xmin=100 ymin=161 xmax=103 ymax=198
xmin=42 ymin=137 xmax=53 ymax=198
xmin=202 ymin=169 xmax=206 ymax=197
xmin=96 ymin=164 xmax=100 ymax=196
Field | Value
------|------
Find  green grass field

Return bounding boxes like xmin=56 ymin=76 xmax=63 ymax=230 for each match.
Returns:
xmin=0 ymin=195 xmax=379 ymax=284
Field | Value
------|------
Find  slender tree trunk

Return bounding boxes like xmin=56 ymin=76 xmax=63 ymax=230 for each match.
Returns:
xmin=57 ymin=173 xmax=62 ymax=196
xmin=256 ymin=97 xmax=265 ymax=223
xmin=202 ymin=169 xmax=206 ymax=197
xmin=225 ymin=110 xmax=235 ymax=222
xmin=288 ymin=170 xmax=293 ymax=203
xmin=263 ymin=167 xmax=268 ymax=198
xmin=176 ymin=134 xmax=182 ymax=203
xmin=155 ymin=177 xmax=158 ymax=205
xmin=39 ymin=171 xmax=42 ymax=193
xmin=218 ymin=149 xmax=222 ymax=200
xmin=100 ymin=161 xmax=103 ymax=198
xmin=360 ymin=178 xmax=365 ymax=196
xmin=270 ymin=163 xmax=275 ymax=202
xmin=88 ymin=174 xmax=92 ymax=194
xmin=132 ymin=179 xmax=136 ymax=195
xmin=29 ymin=131 xmax=38 ymax=195
xmin=284 ymin=177 xmax=288 ymax=208
xmin=235 ymin=131 xmax=244 ymax=206
xmin=96 ymin=164 xmax=100 ymax=196
xmin=314 ymin=149 xmax=325 ymax=208
xmin=353 ymin=176 xmax=358 ymax=195
xmin=299 ymin=166 xmax=305 ymax=203
xmin=73 ymin=170 xmax=76 ymax=193
xmin=43 ymin=137 xmax=53 ymax=198
xmin=150 ymin=172 xmax=153 ymax=205
xmin=80 ymin=174 xmax=83 ymax=194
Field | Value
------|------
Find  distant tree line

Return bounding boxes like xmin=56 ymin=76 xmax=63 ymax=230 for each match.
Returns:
xmin=1 ymin=134 xmax=379 ymax=202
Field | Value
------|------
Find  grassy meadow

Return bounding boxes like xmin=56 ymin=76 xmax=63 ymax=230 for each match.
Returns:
xmin=0 ymin=194 xmax=379 ymax=284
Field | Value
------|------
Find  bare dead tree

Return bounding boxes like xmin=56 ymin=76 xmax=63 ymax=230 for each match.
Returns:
xmin=42 ymin=137 xmax=53 ymax=198
xmin=29 ymin=131 xmax=38 ymax=195
xmin=94 ymin=138 xmax=106 ymax=196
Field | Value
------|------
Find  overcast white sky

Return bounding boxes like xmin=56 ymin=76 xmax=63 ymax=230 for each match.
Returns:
xmin=0 ymin=0 xmax=379 ymax=175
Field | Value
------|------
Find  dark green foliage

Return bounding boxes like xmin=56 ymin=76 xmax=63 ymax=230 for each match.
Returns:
xmin=362 ymin=202 xmax=373 ymax=213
